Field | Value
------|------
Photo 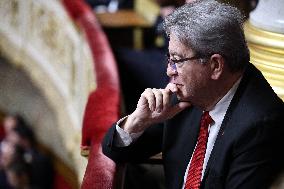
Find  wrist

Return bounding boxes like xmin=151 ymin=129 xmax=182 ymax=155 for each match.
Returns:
xmin=122 ymin=114 xmax=148 ymax=134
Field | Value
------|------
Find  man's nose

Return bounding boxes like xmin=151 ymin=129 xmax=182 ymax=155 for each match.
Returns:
xmin=167 ymin=65 xmax=178 ymax=77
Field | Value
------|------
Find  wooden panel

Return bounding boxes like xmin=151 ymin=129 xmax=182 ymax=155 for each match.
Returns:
xmin=96 ymin=10 xmax=152 ymax=28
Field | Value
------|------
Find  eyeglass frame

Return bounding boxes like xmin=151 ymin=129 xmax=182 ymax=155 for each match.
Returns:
xmin=166 ymin=53 xmax=209 ymax=71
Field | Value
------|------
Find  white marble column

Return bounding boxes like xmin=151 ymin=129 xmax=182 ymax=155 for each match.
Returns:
xmin=250 ymin=0 xmax=284 ymax=34
xmin=244 ymin=0 xmax=284 ymax=101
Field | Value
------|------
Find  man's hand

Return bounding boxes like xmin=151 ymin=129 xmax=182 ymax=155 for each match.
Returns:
xmin=122 ymin=83 xmax=191 ymax=133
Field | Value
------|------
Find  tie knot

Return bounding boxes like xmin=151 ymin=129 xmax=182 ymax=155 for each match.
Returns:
xmin=201 ymin=111 xmax=213 ymax=128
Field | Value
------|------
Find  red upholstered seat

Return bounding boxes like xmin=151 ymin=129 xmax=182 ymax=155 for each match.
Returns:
xmin=62 ymin=1 xmax=121 ymax=188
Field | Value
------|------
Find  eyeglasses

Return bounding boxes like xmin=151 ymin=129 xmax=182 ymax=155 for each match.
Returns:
xmin=166 ymin=53 xmax=203 ymax=71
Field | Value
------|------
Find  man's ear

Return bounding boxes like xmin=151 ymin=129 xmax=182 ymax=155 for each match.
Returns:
xmin=209 ymin=54 xmax=224 ymax=80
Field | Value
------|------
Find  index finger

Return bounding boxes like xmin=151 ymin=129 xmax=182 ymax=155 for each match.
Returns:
xmin=165 ymin=83 xmax=178 ymax=94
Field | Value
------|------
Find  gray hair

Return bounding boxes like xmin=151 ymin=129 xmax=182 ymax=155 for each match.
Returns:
xmin=163 ymin=0 xmax=250 ymax=72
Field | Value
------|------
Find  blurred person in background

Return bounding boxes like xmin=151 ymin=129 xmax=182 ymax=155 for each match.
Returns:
xmin=6 ymin=158 xmax=34 ymax=189
xmin=5 ymin=119 xmax=54 ymax=189
xmin=0 ymin=139 xmax=26 ymax=189
xmin=1 ymin=114 xmax=27 ymax=141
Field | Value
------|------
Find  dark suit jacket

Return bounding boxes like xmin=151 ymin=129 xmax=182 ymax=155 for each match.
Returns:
xmin=102 ymin=63 xmax=284 ymax=189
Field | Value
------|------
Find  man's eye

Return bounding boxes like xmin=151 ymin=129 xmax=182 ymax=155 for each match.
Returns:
xmin=172 ymin=59 xmax=180 ymax=63
xmin=175 ymin=62 xmax=183 ymax=67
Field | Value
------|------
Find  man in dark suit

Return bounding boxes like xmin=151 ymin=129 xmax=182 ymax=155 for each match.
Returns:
xmin=102 ymin=1 xmax=284 ymax=188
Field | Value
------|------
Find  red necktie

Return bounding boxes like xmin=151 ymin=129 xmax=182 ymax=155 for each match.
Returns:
xmin=185 ymin=111 xmax=213 ymax=189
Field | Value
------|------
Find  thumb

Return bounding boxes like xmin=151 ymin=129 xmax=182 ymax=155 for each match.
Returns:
xmin=168 ymin=101 xmax=191 ymax=117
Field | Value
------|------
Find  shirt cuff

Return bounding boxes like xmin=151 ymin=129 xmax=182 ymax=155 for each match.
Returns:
xmin=114 ymin=116 xmax=144 ymax=147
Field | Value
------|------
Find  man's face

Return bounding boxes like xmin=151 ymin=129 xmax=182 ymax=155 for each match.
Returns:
xmin=167 ymin=34 xmax=212 ymax=104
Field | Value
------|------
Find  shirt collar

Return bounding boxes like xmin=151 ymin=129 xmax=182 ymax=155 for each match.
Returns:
xmin=209 ymin=77 xmax=242 ymax=124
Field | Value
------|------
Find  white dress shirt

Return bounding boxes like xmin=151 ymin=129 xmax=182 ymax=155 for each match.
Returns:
xmin=114 ymin=78 xmax=241 ymax=188
xmin=115 ymin=117 xmax=144 ymax=146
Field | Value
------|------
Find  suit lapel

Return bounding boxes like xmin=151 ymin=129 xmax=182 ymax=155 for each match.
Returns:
xmin=173 ymin=108 xmax=203 ymax=188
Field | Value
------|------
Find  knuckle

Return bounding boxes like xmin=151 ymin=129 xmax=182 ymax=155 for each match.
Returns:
xmin=143 ymin=88 xmax=154 ymax=96
xmin=144 ymin=88 xmax=151 ymax=93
